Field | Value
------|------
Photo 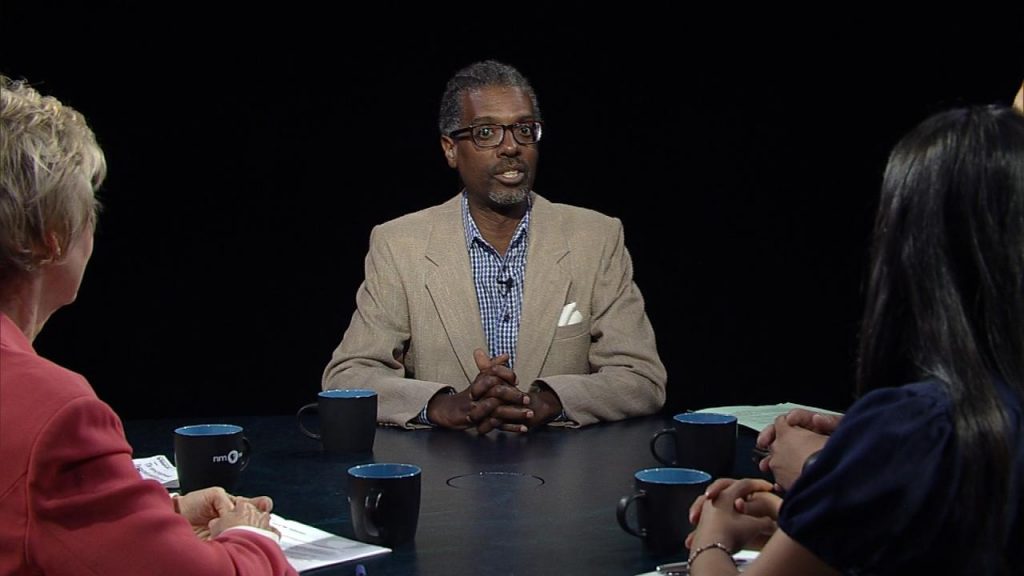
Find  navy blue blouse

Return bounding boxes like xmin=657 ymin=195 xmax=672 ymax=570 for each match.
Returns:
xmin=777 ymin=379 xmax=1023 ymax=575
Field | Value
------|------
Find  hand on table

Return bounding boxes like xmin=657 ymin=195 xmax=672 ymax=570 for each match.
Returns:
xmin=466 ymin=350 xmax=566 ymax=432
xmin=174 ymin=486 xmax=277 ymax=540
xmin=427 ymin=350 xmax=531 ymax=433
xmin=686 ymin=477 xmax=780 ymax=553
xmin=426 ymin=350 xmax=565 ymax=434
xmin=756 ymin=409 xmax=840 ymax=490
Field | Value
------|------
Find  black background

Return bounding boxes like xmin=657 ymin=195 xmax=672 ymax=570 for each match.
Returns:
xmin=3 ymin=2 xmax=1022 ymax=419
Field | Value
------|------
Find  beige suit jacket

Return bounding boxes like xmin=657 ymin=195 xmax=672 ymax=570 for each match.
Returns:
xmin=323 ymin=193 xmax=666 ymax=427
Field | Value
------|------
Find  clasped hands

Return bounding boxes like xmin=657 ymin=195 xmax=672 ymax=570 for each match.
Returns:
xmin=686 ymin=408 xmax=844 ymax=558
xmin=686 ymin=477 xmax=781 ymax=556
xmin=756 ymin=409 xmax=841 ymax=491
xmin=426 ymin=349 xmax=563 ymax=434
xmin=174 ymin=486 xmax=278 ymax=540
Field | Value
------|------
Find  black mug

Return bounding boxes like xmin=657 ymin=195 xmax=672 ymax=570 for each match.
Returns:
xmin=650 ymin=412 xmax=738 ymax=478
xmin=617 ymin=467 xmax=712 ymax=554
xmin=174 ymin=424 xmax=251 ymax=494
xmin=347 ymin=463 xmax=421 ymax=547
xmin=297 ymin=389 xmax=378 ymax=454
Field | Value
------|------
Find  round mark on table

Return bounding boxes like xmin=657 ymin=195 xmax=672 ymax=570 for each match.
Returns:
xmin=446 ymin=471 xmax=545 ymax=489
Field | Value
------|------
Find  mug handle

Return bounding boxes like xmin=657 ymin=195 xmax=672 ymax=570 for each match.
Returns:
xmin=363 ymin=489 xmax=384 ymax=539
xmin=649 ymin=428 xmax=677 ymax=466
xmin=616 ymin=491 xmax=647 ymax=538
xmin=296 ymin=403 xmax=321 ymax=440
xmin=239 ymin=436 xmax=252 ymax=472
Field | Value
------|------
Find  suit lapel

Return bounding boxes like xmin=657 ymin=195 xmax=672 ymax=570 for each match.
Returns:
xmin=424 ymin=195 xmax=488 ymax=382
xmin=516 ymin=194 xmax=571 ymax=386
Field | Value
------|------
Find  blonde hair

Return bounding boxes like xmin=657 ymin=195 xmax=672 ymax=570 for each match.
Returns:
xmin=0 ymin=75 xmax=105 ymax=284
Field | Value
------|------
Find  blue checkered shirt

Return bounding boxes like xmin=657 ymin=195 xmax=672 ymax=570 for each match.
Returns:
xmin=462 ymin=193 xmax=530 ymax=367
xmin=413 ymin=193 xmax=531 ymax=425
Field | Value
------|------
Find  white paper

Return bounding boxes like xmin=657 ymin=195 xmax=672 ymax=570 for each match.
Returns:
xmin=693 ymin=402 xmax=843 ymax=433
xmin=271 ymin=514 xmax=390 ymax=572
xmin=133 ymin=455 xmax=390 ymax=572
xmin=133 ymin=455 xmax=179 ymax=489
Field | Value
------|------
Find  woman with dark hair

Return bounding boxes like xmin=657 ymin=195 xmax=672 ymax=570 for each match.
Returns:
xmin=686 ymin=105 xmax=1024 ymax=575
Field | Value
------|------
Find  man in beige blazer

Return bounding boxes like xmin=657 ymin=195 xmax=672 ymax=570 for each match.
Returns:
xmin=323 ymin=60 xmax=666 ymax=431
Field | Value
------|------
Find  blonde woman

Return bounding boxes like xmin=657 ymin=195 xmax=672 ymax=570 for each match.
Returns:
xmin=0 ymin=75 xmax=296 ymax=575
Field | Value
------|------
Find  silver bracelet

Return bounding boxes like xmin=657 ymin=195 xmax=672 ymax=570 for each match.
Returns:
xmin=688 ymin=542 xmax=736 ymax=566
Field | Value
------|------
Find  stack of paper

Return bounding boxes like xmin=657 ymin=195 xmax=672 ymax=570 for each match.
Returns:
xmin=133 ymin=455 xmax=179 ymax=489
xmin=694 ymin=402 xmax=843 ymax=432
xmin=272 ymin=515 xmax=389 ymax=572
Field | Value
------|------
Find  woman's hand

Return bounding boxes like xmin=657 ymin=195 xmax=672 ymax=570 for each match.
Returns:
xmin=757 ymin=411 xmax=838 ymax=490
xmin=686 ymin=478 xmax=779 ymax=552
xmin=174 ymin=487 xmax=276 ymax=540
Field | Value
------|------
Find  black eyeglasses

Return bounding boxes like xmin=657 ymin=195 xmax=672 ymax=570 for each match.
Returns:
xmin=448 ymin=121 xmax=543 ymax=148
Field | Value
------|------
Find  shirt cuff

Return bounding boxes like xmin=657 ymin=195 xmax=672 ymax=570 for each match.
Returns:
xmin=220 ymin=525 xmax=282 ymax=544
xmin=414 ymin=403 xmax=433 ymax=426
xmin=530 ymin=380 xmax=569 ymax=424
xmin=411 ymin=387 xmax=457 ymax=426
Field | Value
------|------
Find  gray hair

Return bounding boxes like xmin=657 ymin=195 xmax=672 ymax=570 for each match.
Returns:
xmin=0 ymin=75 xmax=105 ymax=285
xmin=438 ymin=60 xmax=542 ymax=136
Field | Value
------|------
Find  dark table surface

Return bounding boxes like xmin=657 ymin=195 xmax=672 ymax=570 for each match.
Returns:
xmin=125 ymin=413 xmax=765 ymax=576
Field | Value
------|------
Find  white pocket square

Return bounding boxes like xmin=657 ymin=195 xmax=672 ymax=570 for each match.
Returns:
xmin=558 ymin=302 xmax=584 ymax=327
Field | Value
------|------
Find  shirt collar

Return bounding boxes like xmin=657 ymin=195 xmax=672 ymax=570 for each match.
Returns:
xmin=461 ymin=190 xmax=533 ymax=251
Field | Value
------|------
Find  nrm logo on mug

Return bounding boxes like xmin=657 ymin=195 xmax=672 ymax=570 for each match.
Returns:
xmin=212 ymin=450 xmax=243 ymax=464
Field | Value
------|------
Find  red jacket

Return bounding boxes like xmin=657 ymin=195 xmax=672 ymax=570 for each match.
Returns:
xmin=0 ymin=314 xmax=296 ymax=575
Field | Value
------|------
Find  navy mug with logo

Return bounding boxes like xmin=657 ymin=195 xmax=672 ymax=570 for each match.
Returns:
xmin=174 ymin=424 xmax=251 ymax=494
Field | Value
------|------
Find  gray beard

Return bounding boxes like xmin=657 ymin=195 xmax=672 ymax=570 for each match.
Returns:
xmin=488 ymin=187 xmax=529 ymax=206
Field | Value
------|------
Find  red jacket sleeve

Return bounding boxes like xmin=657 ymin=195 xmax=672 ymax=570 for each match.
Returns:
xmin=26 ymin=395 xmax=297 ymax=576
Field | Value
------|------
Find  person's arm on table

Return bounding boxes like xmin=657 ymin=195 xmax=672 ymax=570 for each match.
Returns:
xmin=685 ymin=478 xmax=839 ymax=576
xmin=427 ymin=350 xmax=532 ymax=433
xmin=323 ymin=225 xmax=461 ymax=428
xmin=469 ymin=373 xmax=564 ymax=433
xmin=534 ymin=220 xmax=666 ymax=427
xmin=29 ymin=396 xmax=296 ymax=575
xmin=174 ymin=487 xmax=279 ymax=542
xmin=756 ymin=410 xmax=840 ymax=491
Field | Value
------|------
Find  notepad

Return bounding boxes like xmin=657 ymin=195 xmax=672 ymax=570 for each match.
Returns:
xmin=272 ymin=515 xmax=389 ymax=572
xmin=693 ymin=403 xmax=843 ymax=433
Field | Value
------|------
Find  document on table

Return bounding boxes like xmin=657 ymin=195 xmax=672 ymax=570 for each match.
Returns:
xmin=694 ymin=402 xmax=843 ymax=432
xmin=271 ymin=514 xmax=390 ymax=572
xmin=133 ymin=455 xmax=179 ymax=489
xmin=133 ymin=455 xmax=390 ymax=572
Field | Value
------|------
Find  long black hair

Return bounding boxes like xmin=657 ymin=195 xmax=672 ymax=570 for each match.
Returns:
xmin=857 ymin=105 xmax=1024 ymax=571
